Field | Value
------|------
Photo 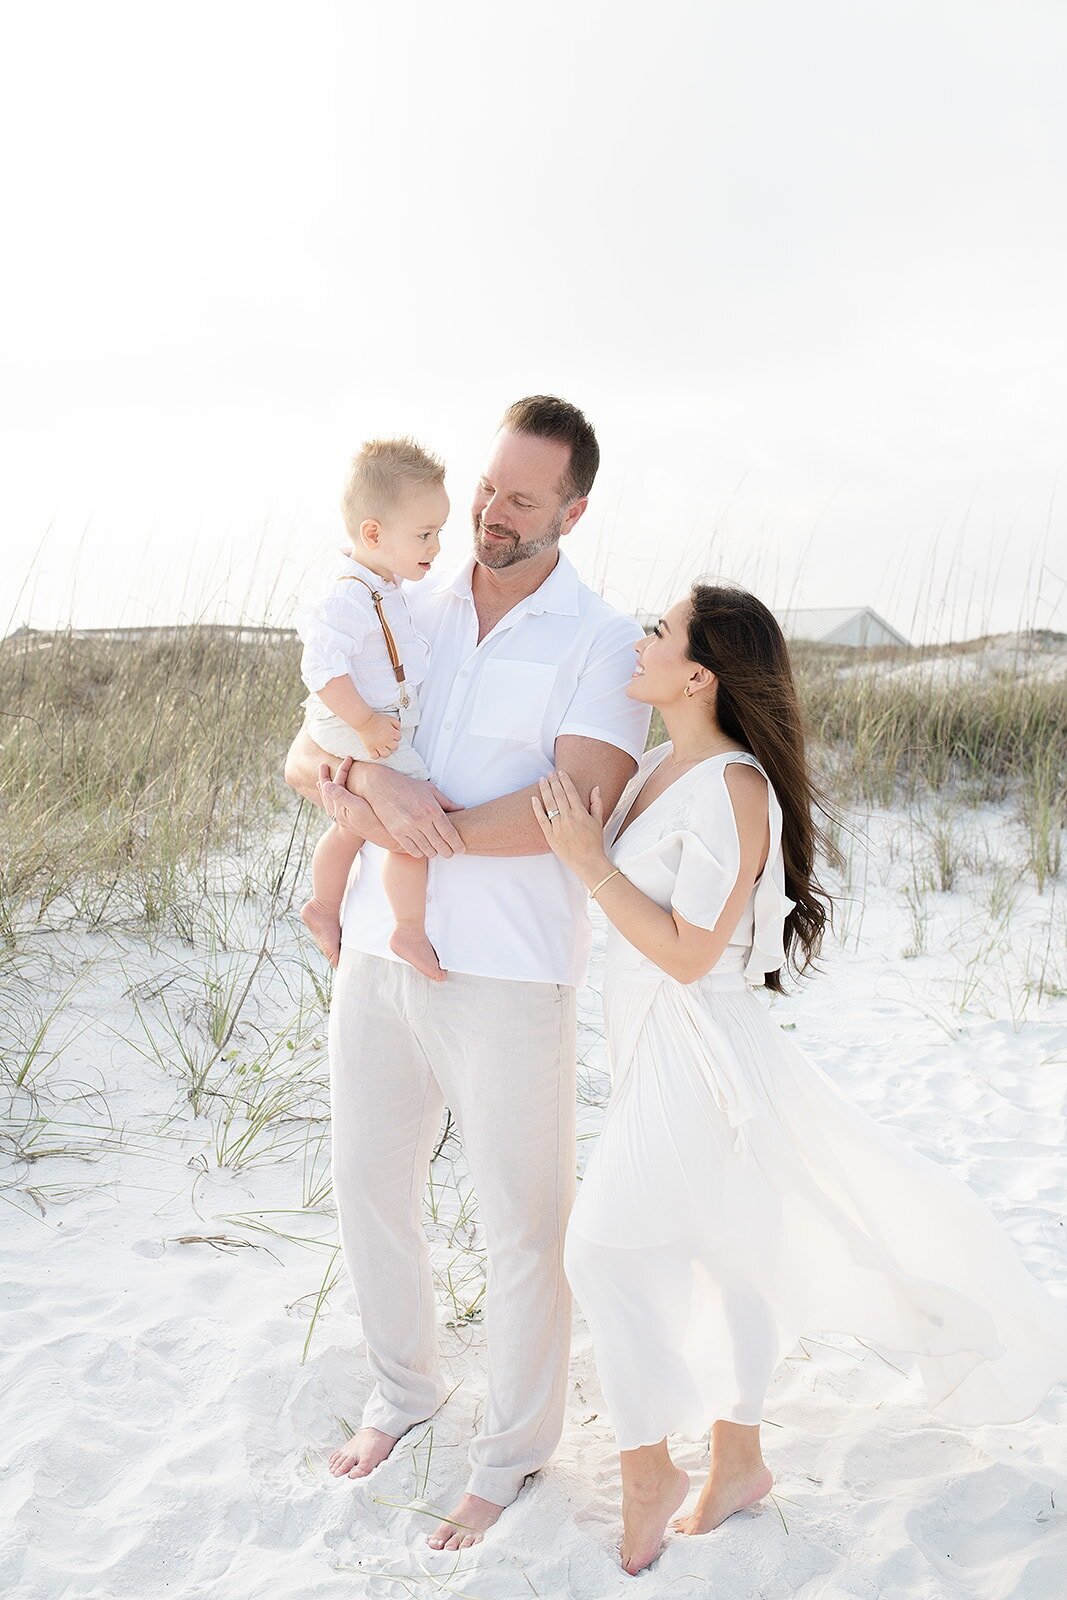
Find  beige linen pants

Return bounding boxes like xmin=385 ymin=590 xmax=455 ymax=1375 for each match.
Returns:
xmin=329 ymin=948 xmax=577 ymax=1505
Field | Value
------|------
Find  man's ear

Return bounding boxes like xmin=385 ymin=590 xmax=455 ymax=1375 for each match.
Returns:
xmin=559 ymin=495 xmax=589 ymax=539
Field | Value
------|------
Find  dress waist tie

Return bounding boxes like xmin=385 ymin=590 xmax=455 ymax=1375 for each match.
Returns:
xmin=604 ymin=967 xmax=757 ymax=1155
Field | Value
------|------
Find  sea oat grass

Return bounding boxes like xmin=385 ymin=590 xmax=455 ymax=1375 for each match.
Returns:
xmin=791 ymin=643 xmax=1067 ymax=807
xmin=650 ymin=653 xmax=1066 ymax=800
xmin=2 ymin=626 xmax=1063 ymax=943
xmin=648 ymin=635 xmax=1065 ymax=893
xmin=0 ymin=624 xmax=304 ymax=937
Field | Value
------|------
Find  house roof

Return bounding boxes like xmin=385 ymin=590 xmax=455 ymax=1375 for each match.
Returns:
xmin=774 ymin=607 xmax=908 ymax=646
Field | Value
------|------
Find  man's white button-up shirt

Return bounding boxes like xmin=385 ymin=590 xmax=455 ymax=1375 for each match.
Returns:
xmin=339 ymin=549 xmax=651 ymax=986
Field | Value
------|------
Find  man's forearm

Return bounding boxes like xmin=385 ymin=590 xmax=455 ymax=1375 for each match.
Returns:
xmin=316 ymin=754 xmax=542 ymax=858
xmin=450 ymin=784 xmax=551 ymax=857
xmin=284 ymin=729 xmax=397 ymax=847
xmin=448 ymin=739 xmax=636 ymax=858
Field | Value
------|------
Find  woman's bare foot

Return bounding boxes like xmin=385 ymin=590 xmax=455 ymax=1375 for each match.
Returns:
xmin=671 ymin=1462 xmax=773 ymax=1535
xmin=426 ymin=1492 xmax=504 ymax=1551
xmin=619 ymin=1447 xmax=689 ymax=1577
xmin=328 ymin=1425 xmax=399 ymax=1480
xmin=301 ymin=899 xmax=342 ymax=967
xmin=389 ymin=924 xmax=446 ymax=982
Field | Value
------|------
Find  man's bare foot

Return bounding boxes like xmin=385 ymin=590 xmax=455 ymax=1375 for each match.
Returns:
xmin=389 ymin=924 xmax=446 ymax=982
xmin=671 ymin=1462 xmax=773 ymax=1535
xmin=620 ymin=1460 xmax=689 ymax=1576
xmin=301 ymin=899 xmax=341 ymax=968
xmin=328 ymin=1425 xmax=399 ymax=1480
xmin=426 ymin=1492 xmax=504 ymax=1552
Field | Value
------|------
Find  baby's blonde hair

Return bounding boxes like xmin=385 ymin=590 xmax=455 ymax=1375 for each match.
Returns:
xmin=341 ymin=437 xmax=446 ymax=537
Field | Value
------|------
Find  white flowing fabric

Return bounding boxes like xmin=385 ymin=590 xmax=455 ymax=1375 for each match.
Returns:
xmin=565 ymin=744 xmax=1067 ymax=1451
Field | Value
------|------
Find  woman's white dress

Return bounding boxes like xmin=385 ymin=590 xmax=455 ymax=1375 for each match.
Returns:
xmin=564 ymin=744 xmax=1067 ymax=1451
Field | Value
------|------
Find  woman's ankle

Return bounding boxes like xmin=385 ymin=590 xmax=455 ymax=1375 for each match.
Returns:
xmin=620 ymin=1443 xmax=677 ymax=1488
xmin=708 ymin=1422 xmax=765 ymax=1475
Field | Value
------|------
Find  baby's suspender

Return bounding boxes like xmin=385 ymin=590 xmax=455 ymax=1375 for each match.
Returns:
xmin=339 ymin=574 xmax=410 ymax=707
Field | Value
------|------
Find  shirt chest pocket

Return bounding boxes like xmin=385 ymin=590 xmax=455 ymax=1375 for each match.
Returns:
xmin=468 ymin=659 xmax=559 ymax=744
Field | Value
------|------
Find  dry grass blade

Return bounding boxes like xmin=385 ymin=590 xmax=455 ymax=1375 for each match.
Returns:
xmin=372 ymin=1497 xmax=478 ymax=1533
xmin=300 ymin=1245 xmax=344 ymax=1363
xmin=768 ymin=1493 xmax=791 ymax=1534
xmin=173 ymin=1232 xmax=273 ymax=1255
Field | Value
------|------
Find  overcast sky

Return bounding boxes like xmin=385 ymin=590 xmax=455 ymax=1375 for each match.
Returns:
xmin=3 ymin=0 xmax=1065 ymax=643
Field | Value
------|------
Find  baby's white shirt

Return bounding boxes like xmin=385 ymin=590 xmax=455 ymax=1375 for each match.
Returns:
xmin=295 ymin=553 xmax=431 ymax=708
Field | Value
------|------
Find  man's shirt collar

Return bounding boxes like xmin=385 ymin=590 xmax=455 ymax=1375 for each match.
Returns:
xmin=431 ymin=548 xmax=580 ymax=617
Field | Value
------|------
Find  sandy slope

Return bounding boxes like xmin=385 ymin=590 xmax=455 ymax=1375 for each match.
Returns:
xmin=2 ymin=804 xmax=1066 ymax=1600
xmin=840 ymin=631 xmax=1067 ymax=687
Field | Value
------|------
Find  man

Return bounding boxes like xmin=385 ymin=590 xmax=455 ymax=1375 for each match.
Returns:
xmin=284 ymin=396 xmax=651 ymax=1551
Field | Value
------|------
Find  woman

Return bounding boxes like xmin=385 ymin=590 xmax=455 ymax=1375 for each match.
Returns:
xmin=532 ymin=585 xmax=1067 ymax=1577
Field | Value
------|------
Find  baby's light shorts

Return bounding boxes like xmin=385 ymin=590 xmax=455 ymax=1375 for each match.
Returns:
xmin=302 ymin=681 xmax=431 ymax=781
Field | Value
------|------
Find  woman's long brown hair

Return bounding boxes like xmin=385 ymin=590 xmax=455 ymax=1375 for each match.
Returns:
xmin=685 ymin=584 xmax=838 ymax=991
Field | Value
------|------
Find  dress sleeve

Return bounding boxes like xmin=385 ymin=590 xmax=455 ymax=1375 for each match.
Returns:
xmin=670 ymin=759 xmax=795 ymax=982
xmin=294 ymin=587 xmax=371 ymax=693
xmin=668 ymin=810 xmax=743 ymax=933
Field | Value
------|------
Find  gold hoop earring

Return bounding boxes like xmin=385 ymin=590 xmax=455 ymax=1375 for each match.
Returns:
xmin=683 ymin=685 xmax=694 ymax=698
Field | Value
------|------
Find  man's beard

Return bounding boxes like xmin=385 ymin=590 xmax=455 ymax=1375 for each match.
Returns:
xmin=472 ymin=504 xmax=567 ymax=569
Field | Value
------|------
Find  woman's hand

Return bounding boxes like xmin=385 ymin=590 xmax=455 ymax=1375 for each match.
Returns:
xmin=531 ymin=769 xmax=612 ymax=885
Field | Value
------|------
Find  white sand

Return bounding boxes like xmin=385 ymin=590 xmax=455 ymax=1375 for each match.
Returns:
xmin=3 ymin=801 xmax=1066 ymax=1600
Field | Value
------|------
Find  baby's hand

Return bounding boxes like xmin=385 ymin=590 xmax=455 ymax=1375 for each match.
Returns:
xmin=357 ymin=710 xmax=402 ymax=760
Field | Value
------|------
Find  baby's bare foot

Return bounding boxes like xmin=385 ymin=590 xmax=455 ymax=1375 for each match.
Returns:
xmin=620 ymin=1462 xmax=689 ymax=1576
xmin=327 ymin=1425 xmax=399 ymax=1480
xmin=389 ymin=925 xmax=446 ymax=982
xmin=301 ymin=899 xmax=341 ymax=967
xmin=426 ymin=1492 xmax=504 ymax=1551
xmin=671 ymin=1462 xmax=773 ymax=1535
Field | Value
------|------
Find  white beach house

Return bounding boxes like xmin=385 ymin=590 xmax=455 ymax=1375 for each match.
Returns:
xmin=773 ymin=607 xmax=909 ymax=648
xmin=634 ymin=606 xmax=909 ymax=649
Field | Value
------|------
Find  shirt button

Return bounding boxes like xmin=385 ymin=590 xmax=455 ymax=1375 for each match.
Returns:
xmin=460 ymin=670 xmax=468 ymax=678
xmin=444 ymin=720 xmax=453 ymax=730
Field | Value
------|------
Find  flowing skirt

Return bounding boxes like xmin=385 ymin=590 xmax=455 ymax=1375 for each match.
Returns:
xmin=565 ymin=967 xmax=1067 ymax=1451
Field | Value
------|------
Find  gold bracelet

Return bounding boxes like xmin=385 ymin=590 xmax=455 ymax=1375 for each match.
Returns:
xmin=590 ymin=868 xmax=621 ymax=901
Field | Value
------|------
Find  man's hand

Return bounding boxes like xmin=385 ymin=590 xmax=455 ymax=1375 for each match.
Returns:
xmin=317 ymin=760 xmax=371 ymax=831
xmin=325 ymin=758 xmax=466 ymax=859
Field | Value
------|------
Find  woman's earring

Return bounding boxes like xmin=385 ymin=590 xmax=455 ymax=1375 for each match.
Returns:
xmin=683 ymin=684 xmax=693 ymax=698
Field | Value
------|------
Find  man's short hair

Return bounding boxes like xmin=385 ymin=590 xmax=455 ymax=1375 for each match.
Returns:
xmin=341 ymin=437 xmax=446 ymax=536
xmin=499 ymin=395 xmax=600 ymax=501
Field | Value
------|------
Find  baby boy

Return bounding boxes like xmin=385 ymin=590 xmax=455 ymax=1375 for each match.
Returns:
xmin=295 ymin=438 xmax=449 ymax=977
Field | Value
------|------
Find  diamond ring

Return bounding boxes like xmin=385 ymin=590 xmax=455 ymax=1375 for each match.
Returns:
xmin=546 ymin=808 xmax=561 ymax=821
